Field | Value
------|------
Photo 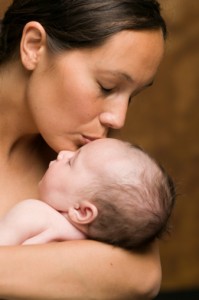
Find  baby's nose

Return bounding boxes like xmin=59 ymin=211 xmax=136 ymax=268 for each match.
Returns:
xmin=57 ymin=150 xmax=76 ymax=161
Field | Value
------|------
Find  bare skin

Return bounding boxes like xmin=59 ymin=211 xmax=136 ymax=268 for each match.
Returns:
xmin=0 ymin=23 xmax=164 ymax=299
xmin=0 ymin=241 xmax=161 ymax=300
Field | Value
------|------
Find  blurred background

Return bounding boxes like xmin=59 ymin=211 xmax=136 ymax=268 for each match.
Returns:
xmin=0 ymin=0 xmax=198 ymax=299
xmin=116 ymin=0 xmax=199 ymax=298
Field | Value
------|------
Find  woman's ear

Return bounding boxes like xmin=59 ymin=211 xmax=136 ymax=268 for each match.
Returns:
xmin=68 ymin=201 xmax=98 ymax=225
xmin=20 ymin=21 xmax=47 ymax=70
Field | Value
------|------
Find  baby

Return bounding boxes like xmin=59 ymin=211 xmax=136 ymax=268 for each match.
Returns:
xmin=0 ymin=138 xmax=175 ymax=250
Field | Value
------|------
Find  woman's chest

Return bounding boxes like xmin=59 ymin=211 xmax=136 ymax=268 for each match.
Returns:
xmin=0 ymin=161 xmax=43 ymax=218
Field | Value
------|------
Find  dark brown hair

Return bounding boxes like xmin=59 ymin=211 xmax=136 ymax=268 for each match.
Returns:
xmin=0 ymin=0 xmax=167 ymax=64
xmin=87 ymin=146 xmax=176 ymax=250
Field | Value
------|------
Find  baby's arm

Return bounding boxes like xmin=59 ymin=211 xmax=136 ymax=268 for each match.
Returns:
xmin=0 ymin=199 xmax=85 ymax=245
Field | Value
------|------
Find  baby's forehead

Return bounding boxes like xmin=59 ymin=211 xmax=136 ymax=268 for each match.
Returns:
xmin=83 ymin=138 xmax=155 ymax=172
xmin=85 ymin=139 xmax=137 ymax=169
xmin=85 ymin=138 xmax=130 ymax=155
xmin=81 ymin=139 xmax=130 ymax=171
xmin=104 ymin=141 xmax=154 ymax=170
xmin=82 ymin=139 xmax=159 ymax=185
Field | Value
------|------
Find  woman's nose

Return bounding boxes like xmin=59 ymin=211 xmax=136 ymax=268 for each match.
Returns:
xmin=99 ymin=101 xmax=128 ymax=129
xmin=57 ymin=150 xmax=76 ymax=161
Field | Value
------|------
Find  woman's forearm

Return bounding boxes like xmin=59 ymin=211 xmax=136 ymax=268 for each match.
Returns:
xmin=0 ymin=240 xmax=161 ymax=300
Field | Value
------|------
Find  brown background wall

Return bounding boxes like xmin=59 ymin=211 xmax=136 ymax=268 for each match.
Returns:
xmin=1 ymin=0 xmax=199 ymax=292
xmin=118 ymin=0 xmax=199 ymax=291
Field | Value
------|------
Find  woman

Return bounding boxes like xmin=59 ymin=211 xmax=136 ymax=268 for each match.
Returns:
xmin=0 ymin=0 xmax=166 ymax=299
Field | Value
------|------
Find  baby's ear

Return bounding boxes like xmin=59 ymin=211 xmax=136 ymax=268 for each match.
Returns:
xmin=68 ymin=201 xmax=98 ymax=225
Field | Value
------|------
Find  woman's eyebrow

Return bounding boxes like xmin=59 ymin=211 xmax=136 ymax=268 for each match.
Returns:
xmin=106 ymin=71 xmax=154 ymax=87
xmin=107 ymin=70 xmax=133 ymax=83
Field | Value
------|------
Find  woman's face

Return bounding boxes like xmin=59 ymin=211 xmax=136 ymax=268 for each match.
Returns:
xmin=26 ymin=29 xmax=164 ymax=152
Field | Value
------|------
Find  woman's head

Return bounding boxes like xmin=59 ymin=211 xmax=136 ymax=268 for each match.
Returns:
xmin=0 ymin=0 xmax=167 ymax=64
xmin=0 ymin=1 xmax=166 ymax=152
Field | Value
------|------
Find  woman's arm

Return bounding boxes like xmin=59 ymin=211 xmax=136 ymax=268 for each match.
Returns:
xmin=0 ymin=240 xmax=161 ymax=300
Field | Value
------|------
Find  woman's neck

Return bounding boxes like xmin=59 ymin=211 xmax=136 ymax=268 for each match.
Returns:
xmin=0 ymin=64 xmax=56 ymax=176
xmin=0 ymin=61 xmax=57 ymax=216
xmin=0 ymin=60 xmax=37 ymax=158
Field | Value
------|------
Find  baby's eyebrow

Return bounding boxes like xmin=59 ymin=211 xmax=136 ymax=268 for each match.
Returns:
xmin=70 ymin=149 xmax=81 ymax=165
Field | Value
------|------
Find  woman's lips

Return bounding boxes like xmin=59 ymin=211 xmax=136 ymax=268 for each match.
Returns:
xmin=81 ymin=135 xmax=102 ymax=145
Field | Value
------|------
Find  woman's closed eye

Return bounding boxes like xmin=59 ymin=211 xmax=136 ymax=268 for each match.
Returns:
xmin=99 ymin=83 xmax=114 ymax=95
xmin=99 ymin=83 xmax=134 ymax=105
